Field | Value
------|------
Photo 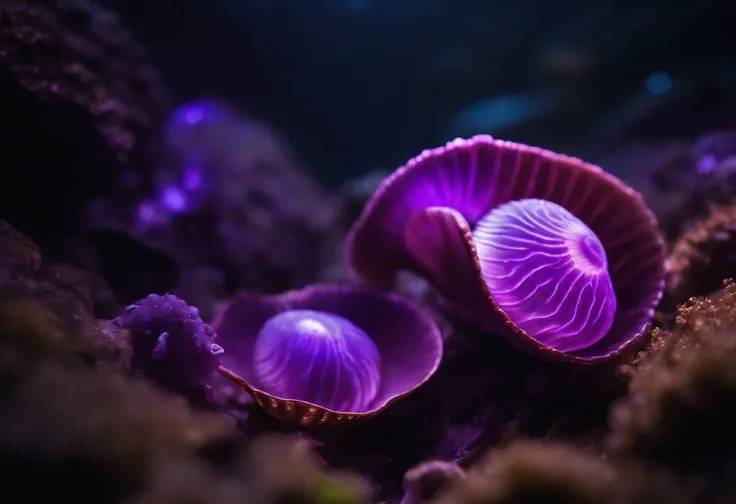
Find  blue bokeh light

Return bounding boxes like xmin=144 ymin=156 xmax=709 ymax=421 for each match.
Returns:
xmin=345 ymin=0 xmax=369 ymax=12
xmin=645 ymin=71 xmax=673 ymax=94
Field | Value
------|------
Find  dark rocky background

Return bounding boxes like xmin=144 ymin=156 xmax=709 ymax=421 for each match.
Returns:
xmin=100 ymin=0 xmax=736 ymax=186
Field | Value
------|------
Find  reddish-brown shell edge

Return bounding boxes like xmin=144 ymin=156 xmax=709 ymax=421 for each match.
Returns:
xmin=347 ymin=136 xmax=668 ymax=364
xmin=213 ymin=283 xmax=444 ymax=427
xmin=409 ymin=207 xmax=659 ymax=365
xmin=217 ymin=366 xmax=376 ymax=427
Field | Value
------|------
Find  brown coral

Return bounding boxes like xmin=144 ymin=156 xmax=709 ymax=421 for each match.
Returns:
xmin=240 ymin=435 xmax=372 ymax=504
xmin=609 ymin=282 xmax=736 ymax=484
xmin=127 ymin=434 xmax=371 ymax=504
xmin=612 ymin=462 xmax=711 ymax=504
xmin=0 ymin=365 xmax=234 ymax=501
xmin=0 ymin=0 xmax=169 ymax=239
xmin=667 ymin=204 xmax=736 ymax=308
xmin=0 ymin=220 xmax=131 ymax=374
xmin=435 ymin=442 xmax=616 ymax=504
xmin=0 ymin=296 xmax=96 ymax=377
xmin=400 ymin=460 xmax=465 ymax=504
xmin=123 ymin=461 xmax=247 ymax=504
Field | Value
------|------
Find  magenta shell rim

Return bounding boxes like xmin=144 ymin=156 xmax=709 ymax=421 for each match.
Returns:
xmin=212 ymin=283 xmax=444 ymax=423
xmin=346 ymin=135 xmax=668 ymax=363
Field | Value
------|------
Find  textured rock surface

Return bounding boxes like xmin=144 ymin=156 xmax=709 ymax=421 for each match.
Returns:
xmin=667 ymin=204 xmax=736 ymax=308
xmin=0 ymin=0 xmax=168 ymax=240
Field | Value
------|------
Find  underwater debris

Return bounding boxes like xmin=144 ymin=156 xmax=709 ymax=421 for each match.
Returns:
xmin=667 ymin=203 xmax=736 ymax=307
xmin=0 ymin=0 xmax=169 ymax=238
xmin=609 ymin=281 xmax=736 ymax=483
xmin=112 ymin=294 xmax=223 ymax=407
xmin=213 ymin=284 xmax=442 ymax=426
xmin=435 ymin=441 xmax=615 ymax=504
xmin=348 ymin=135 xmax=666 ymax=362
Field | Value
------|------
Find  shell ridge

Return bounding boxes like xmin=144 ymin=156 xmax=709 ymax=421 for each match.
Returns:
xmin=465 ymin=141 xmax=479 ymax=206
xmin=520 ymin=149 xmax=541 ymax=198
xmin=558 ymin=162 xmax=583 ymax=207
xmin=215 ymin=283 xmax=444 ymax=424
xmin=347 ymin=136 xmax=667 ymax=362
xmin=542 ymin=157 xmax=560 ymax=200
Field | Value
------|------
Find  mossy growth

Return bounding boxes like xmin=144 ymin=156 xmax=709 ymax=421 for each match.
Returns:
xmin=667 ymin=204 xmax=736 ymax=308
xmin=609 ymin=281 xmax=736 ymax=485
xmin=0 ymin=365 xmax=234 ymax=502
xmin=434 ymin=442 xmax=615 ymax=504
xmin=240 ymin=435 xmax=372 ymax=504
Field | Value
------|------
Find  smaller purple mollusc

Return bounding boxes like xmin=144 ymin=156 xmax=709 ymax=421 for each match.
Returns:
xmin=213 ymin=284 xmax=443 ymax=426
xmin=347 ymin=136 xmax=667 ymax=362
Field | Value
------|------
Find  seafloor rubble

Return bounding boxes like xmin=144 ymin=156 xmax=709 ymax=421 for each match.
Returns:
xmin=2 ymin=1 xmax=736 ymax=504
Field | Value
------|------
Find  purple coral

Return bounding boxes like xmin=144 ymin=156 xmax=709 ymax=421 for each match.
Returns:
xmin=348 ymin=135 xmax=666 ymax=362
xmin=213 ymin=284 xmax=442 ymax=426
xmin=113 ymin=294 xmax=224 ymax=404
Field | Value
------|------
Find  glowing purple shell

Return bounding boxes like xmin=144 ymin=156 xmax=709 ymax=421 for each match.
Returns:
xmin=347 ymin=136 xmax=667 ymax=362
xmin=473 ymin=199 xmax=616 ymax=352
xmin=213 ymin=284 xmax=443 ymax=425
xmin=253 ymin=309 xmax=381 ymax=412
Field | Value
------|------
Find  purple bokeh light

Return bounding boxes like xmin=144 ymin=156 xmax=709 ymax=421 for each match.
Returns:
xmin=696 ymin=154 xmax=717 ymax=174
xmin=160 ymin=185 xmax=189 ymax=213
xmin=182 ymin=162 xmax=204 ymax=192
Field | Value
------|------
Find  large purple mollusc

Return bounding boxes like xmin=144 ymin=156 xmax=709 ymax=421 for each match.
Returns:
xmin=347 ymin=136 xmax=666 ymax=362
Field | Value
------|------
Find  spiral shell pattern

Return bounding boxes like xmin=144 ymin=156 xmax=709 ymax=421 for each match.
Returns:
xmin=472 ymin=199 xmax=617 ymax=352
xmin=253 ymin=309 xmax=382 ymax=412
